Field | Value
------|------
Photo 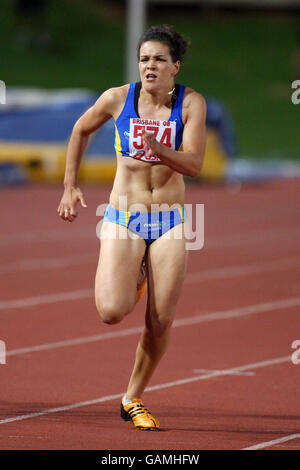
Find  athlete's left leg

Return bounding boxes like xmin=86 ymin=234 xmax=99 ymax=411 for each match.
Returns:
xmin=124 ymin=222 xmax=188 ymax=401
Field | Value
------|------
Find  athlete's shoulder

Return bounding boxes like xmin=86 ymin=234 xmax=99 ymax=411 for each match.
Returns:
xmin=96 ymin=84 xmax=129 ymax=107
xmin=93 ymin=84 xmax=130 ymax=118
xmin=181 ymin=87 xmax=206 ymax=123
xmin=182 ymin=86 xmax=206 ymax=108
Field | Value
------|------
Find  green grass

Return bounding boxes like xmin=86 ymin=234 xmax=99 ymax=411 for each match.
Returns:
xmin=158 ymin=14 xmax=300 ymax=158
xmin=0 ymin=0 xmax=299 ymax=158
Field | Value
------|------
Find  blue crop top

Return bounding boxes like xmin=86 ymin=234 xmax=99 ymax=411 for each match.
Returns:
xmin=114 ymin=81 xmax=186 ymax=162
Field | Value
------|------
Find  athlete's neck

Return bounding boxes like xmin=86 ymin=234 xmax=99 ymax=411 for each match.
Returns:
xmin=140 ymin=84 xmax=175 ymax=108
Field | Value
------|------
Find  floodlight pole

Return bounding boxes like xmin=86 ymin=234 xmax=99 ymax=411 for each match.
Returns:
xmin=125 ymin=0 xmax=147 ymax=84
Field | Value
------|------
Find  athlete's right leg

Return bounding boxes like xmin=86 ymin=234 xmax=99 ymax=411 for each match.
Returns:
xmin=95 ymin=221 xmax=146 ymax=325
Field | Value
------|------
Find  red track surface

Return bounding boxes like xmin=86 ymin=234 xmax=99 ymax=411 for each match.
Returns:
xmin=0 ymin=178 xmax=300 ymax=450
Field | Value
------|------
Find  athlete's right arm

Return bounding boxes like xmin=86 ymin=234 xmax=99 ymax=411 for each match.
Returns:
xmin=63 ymin=87 xmax=123 ymax=188
xmin=57 ymin=87 xmax=124 ymax=221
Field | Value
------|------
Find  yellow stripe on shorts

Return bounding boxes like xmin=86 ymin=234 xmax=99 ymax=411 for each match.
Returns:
xmin=125 ymin=211 xmax=131 ymax=227
xmin=178 ymin=206 xmax=185 ymax=222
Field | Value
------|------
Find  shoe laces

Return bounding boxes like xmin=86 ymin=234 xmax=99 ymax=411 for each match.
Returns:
xmin=128 ymin=401 xmax=151 ymax=418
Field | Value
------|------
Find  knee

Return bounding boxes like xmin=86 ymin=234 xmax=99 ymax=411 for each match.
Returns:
xmin=149 ymin=313 xmax=174 ymax=336
xmin=100 ymin=309 xmax=123 ymax=325
xmin=95 ymin=297 xmax=134 ymax=325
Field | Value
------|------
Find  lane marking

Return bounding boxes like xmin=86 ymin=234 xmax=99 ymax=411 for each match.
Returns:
xmin=0 ymin=225 xmax=95 ymax=247
xmin=1 ymin=254 xmax=299 ymax=283
xmin=206 ymin=227 xmax=300 ymax=250
xmin=0 ymin=355 xmax=290 ymax=425
xmin=193 ymin=368 xmax=255 ymax=376
xmin=7 ymin=326 xmax=144 ymax=357
xmin=185 ymin=257 xmax=300 ymax=284
xmin=2 ymin=255 xmax=300 ymax=312
xmin=1 ymin=225 xmax=299 ymax=248
xmin=0 ymin=289 xmax=94 ymax=311
xmin=6 ymin=296 xmax=300 ymax=357
xmin=0 ymin=253 xmax=95 ymax=274
xmin=242 ymin=432 xmax=300 ymax=450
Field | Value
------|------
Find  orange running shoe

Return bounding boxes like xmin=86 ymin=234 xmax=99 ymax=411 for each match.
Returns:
xmin=120 ymin=398 xmax=160 ymax=431
xmin=137 ymin=259 xmax=147 ymax=301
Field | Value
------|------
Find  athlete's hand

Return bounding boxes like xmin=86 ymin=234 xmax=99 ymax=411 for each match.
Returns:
xmin=57 ymin=186 xmax=87 ymax=222
xmin=142 ymin=130 xmax=162 ymax=159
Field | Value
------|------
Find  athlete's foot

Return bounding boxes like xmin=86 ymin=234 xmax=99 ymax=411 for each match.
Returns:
xmin=120 ymin=397 xmax=160 ymax=431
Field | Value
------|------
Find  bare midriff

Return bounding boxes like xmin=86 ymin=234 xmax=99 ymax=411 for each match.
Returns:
xmin=109 ymin=154 xmax=185 ymax=212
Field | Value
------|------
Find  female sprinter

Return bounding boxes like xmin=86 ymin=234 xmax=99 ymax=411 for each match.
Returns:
xmin=57 ymin=25 xmax=206 ymax=431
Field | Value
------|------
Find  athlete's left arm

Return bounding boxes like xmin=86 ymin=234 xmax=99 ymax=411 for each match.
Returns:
xmin=143 ymin=91 xmax=207 ymax=177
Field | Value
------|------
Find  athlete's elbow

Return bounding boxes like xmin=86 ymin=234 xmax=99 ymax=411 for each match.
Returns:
xmin=189 ymin=166 xmax=201 ymax=178
xmin=73 ymin=111 xmax=96 ymax=138
xmin=73 ymin=119 xmax=87 ymax=138
xmin=186 ymin=168 xmax=198 ymax=178
xmin=187 ymin=156 xmax=203 ymax=178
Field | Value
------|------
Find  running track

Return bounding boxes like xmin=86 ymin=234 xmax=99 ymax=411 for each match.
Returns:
xmin=0 ymin=178 xmax=300 ymax=450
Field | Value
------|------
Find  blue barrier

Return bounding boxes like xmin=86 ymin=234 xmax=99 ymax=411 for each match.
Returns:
xmin=0 ymin=163 xmax=28 ymax=186
xmin=0 ymin=89 xmax=236 ymax=158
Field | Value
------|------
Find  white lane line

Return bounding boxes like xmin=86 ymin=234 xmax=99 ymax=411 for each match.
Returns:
xmin=6 ymin=326 xmax=144 ymax=357
xmin=1 ymin=225 xmax=300 ymax=248
xmin=242 ymin=432 xmax=300 ymax=450
xmin=193 ymin=369 xmax=255 ymax=376
xmin=0 ymin=392 xmax=124 ymax=425
xmin=6 ymin=296 xmax=300 ymax=357
xmin=2 ymin=255 xmax=300 ymax=311
xmin=205 ymin=227 xmax=300 ymax=250
xmin=184 ymin=257 xmax=300 ymax=284
xmin=0 ymin=253 xmax=95 ymax=274
xmin=0 ymin=355 xmax=290 ymax=425
xmin=0 ymin=225 xmax=95 ymax=247
xmin=172 ymin=296 xmax=300 ymax=328
xmin=0 ymin=289 xmax=93 ymax=311
xmin=1 ymin=253 xmax=299 ymax=282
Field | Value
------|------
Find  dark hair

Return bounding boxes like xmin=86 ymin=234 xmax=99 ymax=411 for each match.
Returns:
xmin=137 ymin=24 xmax=190 ymax=63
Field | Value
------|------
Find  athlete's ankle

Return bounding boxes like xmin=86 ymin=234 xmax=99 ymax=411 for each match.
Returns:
xmin=122 ymin=395 xmax=133 ymax=405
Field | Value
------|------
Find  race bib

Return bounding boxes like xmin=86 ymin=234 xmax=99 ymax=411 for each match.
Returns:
xmin=128 ymin=118 xmax=176 ymax=162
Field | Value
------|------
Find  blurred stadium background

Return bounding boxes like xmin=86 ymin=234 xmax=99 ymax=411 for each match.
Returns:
xmin=0 ymin=0 xmax=299 ymax=186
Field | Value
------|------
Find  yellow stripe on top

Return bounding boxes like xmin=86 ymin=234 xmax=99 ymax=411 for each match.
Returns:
xmin=114 ymin=123 xmax=122 ymax=155
xmin=178 ymin=206 xmax=185 ymax=223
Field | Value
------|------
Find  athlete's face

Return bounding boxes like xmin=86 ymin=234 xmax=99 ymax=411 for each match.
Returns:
xmin=139 ymin=41 xmax=180 ymax=90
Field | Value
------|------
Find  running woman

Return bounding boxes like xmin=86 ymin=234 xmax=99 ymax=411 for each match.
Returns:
xmin=57 ymin=24 xmax=206 ymax=430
